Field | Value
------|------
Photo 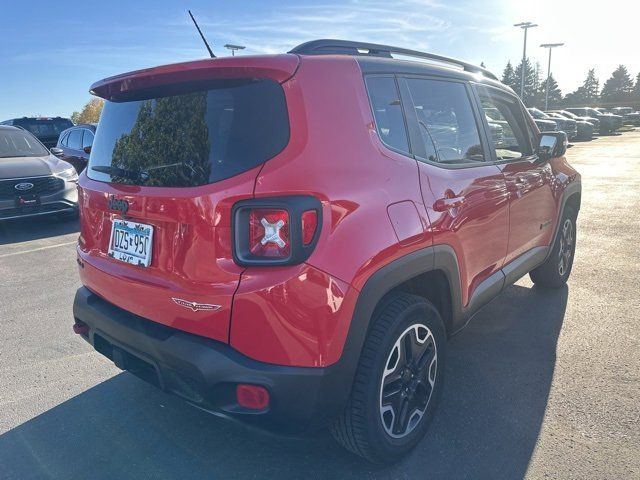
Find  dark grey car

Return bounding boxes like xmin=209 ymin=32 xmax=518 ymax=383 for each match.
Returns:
xmin=0 ymin=125 xmax=78 ymax=221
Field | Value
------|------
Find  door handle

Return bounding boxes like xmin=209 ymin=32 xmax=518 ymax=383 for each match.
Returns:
xmin=434 ymin=195 xmax=465 ymax=212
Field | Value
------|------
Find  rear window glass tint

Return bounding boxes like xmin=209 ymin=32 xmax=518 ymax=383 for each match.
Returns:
xmin=67 ymin=129 xmax=83 ymax=150
xmin=87 ymin=79 xmax=289 ymax=187
xmin=365 ymin=76 xmax=410 ymax=155
xmin=405 ymin=78 xmax=485 ymax=164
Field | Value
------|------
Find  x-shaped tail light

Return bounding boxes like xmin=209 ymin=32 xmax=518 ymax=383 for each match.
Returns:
xmin=260 ymin=217 xmax=286 ymax=248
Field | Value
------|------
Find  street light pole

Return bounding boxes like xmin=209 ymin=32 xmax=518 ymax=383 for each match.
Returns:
xmin=540 ymin=43 xmax=564 ymax=111
xmin=224 ymin=44 xmax=246 ymax=56
xmin=514 ymin=22 xmax=538 ymax=100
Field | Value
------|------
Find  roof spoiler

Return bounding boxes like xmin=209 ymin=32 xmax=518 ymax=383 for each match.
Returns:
xmin=289 ymin=39 xmax=498 ymax=81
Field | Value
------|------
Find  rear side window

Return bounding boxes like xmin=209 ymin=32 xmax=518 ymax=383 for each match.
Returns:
xmin=87 ymin=79 xmax=289 ymax=187
xmin=67 ymin=129 xmax=83 ymax=150
xmin=404 ymin=79 xmax=485 ymax=164
xmin=82 ymin=130 xmax=94 ymax=149
xmin=365 ymin=76 xmax=410 ymax=155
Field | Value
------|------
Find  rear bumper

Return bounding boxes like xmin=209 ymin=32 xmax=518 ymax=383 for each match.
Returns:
xmin=72 ymin=287 xmax=349 ymax=433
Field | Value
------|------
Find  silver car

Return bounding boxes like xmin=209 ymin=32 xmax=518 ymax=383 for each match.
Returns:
xmin=0 ymin=125 xmax=78 ymax=221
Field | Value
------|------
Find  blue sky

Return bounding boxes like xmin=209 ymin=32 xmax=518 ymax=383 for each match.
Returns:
xmin=1 ymin=0 xmax=638 ymax=120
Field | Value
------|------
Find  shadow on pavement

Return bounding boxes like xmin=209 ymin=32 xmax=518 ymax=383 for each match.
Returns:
xmin=0 ymin=283 xmax=567 ymax=479
xmin=0 ymin=215 xmax=79 ymax=245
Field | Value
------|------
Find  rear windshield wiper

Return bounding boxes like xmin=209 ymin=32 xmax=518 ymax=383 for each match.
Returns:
xmin=91 ymin=165 xmax=141 ymax=181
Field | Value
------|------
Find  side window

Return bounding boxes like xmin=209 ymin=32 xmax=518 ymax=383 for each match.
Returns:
xmin=478 ymin=88 xmax=534 ymax=161
xmin=365 ymin=76 xmax=410 ymax=155
xmin=404 ymin=78 xmax=485 ymax=164
xmin=67 ymin=129 xmax=82 ymax=150
xmin=82 ymin=130 xmax=94 ymax=149
xmin=60 ymin=132 xmax=69 ymax=147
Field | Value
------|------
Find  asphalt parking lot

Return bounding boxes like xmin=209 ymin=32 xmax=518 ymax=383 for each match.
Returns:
xmin=1 ymin=131 xmax=639 ymax=479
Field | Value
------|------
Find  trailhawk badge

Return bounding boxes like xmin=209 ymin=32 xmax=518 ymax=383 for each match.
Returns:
xmin=172 ymin=298 xmax=221 ymax=312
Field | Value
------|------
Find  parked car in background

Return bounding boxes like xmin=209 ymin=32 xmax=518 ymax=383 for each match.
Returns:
xmin=51 ymin=124 xmax=96 ymax=173
xmin=593 ymin=108 xmax=623 ymax=129
xmin=532 ymin=118 xmax=558 ymax=133
xmin=546 ymin=112 xmax=593 ymax=140
xmin=528 ymin=108 xmax=577 ymax=139
xmin=565 ymin=107 xmax=618 ymax=134
xmin=0 ymin=117 xmax=74 ymax=148
xmin=0 ymin=125 xmax=78 ymax=221
xmin=556 ymin=110 xmax=600 ymax=131
xmin=71 ymin=38 xmax=581 ymax=464
xmin=610 ymin=107 xmax=640 ymax=126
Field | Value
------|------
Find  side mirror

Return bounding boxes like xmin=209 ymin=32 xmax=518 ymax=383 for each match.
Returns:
xmin=50 ymin=147 xmax=64 ymax=157
xmin=537 ymin=131 xmax=567 ymax=160
xmin=83 ymin=146 xmax=92 ymax=154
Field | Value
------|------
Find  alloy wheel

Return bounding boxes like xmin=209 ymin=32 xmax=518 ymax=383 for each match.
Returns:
xmin=558 ymin=218 xmax=574 ymax=276
xmin=379 ymin=324 xmax=437 ymax=438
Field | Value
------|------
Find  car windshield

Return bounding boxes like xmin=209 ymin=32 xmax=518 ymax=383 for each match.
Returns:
xmin=0 ymin=129 xmax=49 ymax=158
xmin=528 ymin=108 xmax=548 ymax=119
xmin=88 ymin=78 xmax=289 ymax=187
xmin=13 ymin=118 xmax=74 ymax=137
xmin=561 ymin=111 xmax=578 ymax=119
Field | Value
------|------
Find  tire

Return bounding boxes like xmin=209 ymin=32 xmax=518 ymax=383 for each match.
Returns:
xmin=530 ymin=206 xmax=577 ymax=288
xmin=330 ymin=293 xmax=446 ymax=464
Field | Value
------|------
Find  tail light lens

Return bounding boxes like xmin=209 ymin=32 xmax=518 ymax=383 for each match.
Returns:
xmin=232 ymin=196 xmax=322 ymax=266
xmin=248 ymin=209 xmax=290 ymax=257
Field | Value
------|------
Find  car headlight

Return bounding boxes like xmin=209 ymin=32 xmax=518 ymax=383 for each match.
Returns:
xmin=55 ymin=167 xmax=79 ymax=182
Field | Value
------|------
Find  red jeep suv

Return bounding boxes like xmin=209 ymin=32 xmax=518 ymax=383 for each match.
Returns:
xmin=72 ymin=40 xmax=581 ymax=463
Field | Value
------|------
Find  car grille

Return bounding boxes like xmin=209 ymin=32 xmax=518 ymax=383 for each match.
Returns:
xmin=0 ymin=176 xmax=64 ymax=200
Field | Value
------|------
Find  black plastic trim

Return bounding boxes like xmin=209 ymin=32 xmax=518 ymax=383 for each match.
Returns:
xmin=73 ymin=287 xmax=346 ymax=433
xmin=231 ymin=195 xmax=322 ymax=267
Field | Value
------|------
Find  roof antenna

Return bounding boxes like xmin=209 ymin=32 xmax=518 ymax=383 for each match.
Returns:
xmin=188 ymin=10 xmax=215 ymax=58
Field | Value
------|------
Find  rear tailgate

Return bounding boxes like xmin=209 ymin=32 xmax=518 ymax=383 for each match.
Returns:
xmin=77 ymin=55 xmax=298 ymax=344
xmin=77 ymin=171 xmax=256 ymax=343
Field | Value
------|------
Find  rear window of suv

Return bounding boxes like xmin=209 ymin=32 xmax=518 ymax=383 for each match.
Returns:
xmin=87 ymin=79 xmax=289 ymax=187
xmin=14 ymin=118 xmax=74 ymax=137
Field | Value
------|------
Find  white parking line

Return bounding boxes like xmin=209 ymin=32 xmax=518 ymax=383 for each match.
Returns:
xmin=0 ymin=241 xmax=77 ymax=258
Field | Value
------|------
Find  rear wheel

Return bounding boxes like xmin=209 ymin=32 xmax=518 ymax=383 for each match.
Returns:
xmin=530 ymin=206 xmax=576 ymax=288
xmin=331 ymin=293 xmax=446 ymax=463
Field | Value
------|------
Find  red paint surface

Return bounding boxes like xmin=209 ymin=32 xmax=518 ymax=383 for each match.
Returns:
xmin=79 ymin=54 xmax=579 ymax=368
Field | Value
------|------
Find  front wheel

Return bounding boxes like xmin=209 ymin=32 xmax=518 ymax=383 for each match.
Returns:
xmin=530 ymin=206 xmax=577 ymax=288
xmin=331 ymin=293 xmax=446 ymax=463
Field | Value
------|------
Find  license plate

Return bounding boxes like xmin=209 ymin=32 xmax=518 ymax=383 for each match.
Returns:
xmin=108 ymin=219 xmax=154 ymax=267
xmin=15 ymin=194 xmax=40 ymax=209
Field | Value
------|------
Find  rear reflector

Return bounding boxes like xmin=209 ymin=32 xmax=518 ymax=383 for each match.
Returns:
xmin=236 ymin=384 xmax=270 ymax=410
xmin=73 ymin=320 xmax=90 ymax=335
xmin=301 ymin=210 xmax=318 ymax=245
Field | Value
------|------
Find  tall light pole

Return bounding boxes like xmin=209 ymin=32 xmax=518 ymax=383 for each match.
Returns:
xmin=514 ymin=22 xmax=538 ymax=100
xmin=540 ymin=43 xmax=564 ymax=111
xmin=224 ymin=44 xmax=246 ymax=56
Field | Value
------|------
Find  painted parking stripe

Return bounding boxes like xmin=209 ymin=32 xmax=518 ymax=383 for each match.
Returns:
xmin=0 ymin=241 xmax=77 ymax=258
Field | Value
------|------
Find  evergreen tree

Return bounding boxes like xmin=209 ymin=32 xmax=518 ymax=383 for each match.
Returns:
xmin=633 ymin=72 xmax=640 ymax=105
xmin=601 ymin=65 xmax=634 ymax=105
xmin=501 ymin=61 xmax=517 ymax=91
xmin=583 ymin=69 xmax=600 ymax=99
xmin=543 ymin=74 xmax=563 ymax=109
xmin=513 ymin=58 xmax=538 ymax=104
xmin=564 ymin=69 xmax=599 ymax=106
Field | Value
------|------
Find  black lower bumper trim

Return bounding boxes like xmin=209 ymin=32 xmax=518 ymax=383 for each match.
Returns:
xmin=72 ymin=287 xmax=349 ymax=433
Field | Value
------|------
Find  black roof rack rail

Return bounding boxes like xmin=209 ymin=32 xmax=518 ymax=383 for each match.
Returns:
xmin=288 ymin=39 xmax=498 ymax=81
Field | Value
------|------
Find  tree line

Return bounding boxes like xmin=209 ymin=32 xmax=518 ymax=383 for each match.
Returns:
xmin=500 ymin=59 xmax=640 ymax=110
